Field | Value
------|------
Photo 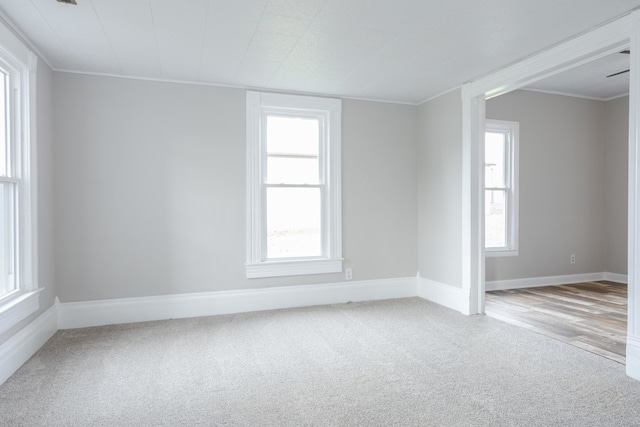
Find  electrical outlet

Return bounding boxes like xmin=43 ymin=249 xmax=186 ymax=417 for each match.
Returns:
xmin=345 ymin=268 xmax=353 ymax=280
xmin=570 ymin=254 xmax=576 ymax=264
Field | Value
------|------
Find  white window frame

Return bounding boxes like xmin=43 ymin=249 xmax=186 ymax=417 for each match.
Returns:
xmin=246 ymin=91 xmax=342 ymax=279
xmin=0 ymin=24 xmax=40 ymax=336
xmin=484 ymin=119 xmax=519 ymax=257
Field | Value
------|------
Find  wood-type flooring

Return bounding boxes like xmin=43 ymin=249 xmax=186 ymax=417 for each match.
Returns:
xmin=485 ymin=281 xmax=627 ymax=364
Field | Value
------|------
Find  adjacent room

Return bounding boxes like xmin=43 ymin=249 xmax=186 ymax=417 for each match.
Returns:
xmin=483 ymin=55 xmax=630 ymax=363
xmin=1 ymin=1 xmax=640 ymax=425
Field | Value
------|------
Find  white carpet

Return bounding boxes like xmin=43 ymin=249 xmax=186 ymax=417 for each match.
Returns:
xmin=1 ymin=297 xmax=639 ymax=426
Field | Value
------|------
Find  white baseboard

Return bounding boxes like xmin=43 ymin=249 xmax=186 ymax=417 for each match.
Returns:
xmin=627 ymin=336 xmax=640 ymax=381
xmin=417 ymin=277 xmax=470 ymax=315
xmin=604 ymin=272 xmax=628 ymax=284
xmin=58 ymin=277 xmax=418 ymax=329
xmin=0 ymin=305 xmax=58 ymax=386
xmin=484 ymin=272 xmax=629 ymax=291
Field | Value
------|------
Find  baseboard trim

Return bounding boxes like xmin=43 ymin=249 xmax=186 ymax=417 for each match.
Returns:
xmin=604 ymin=272 xmax=628 ymax=284
xmin=484 ymin=272 xmax=629 ymax=291
xmin=627 ymin=335 xmax=640 ymax=381
xmin=0 ymin=305 xmax=58 ymax=386
xmin=417 ymin=277 xmax=470 ymax=315
xmin=58 ymin=277 xmax=418 ymax=329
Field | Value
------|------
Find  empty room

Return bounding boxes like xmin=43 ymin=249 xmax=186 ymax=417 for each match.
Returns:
xmin=1 ymin=1 xmax=640 ymax=426
xmin=483 ymin=80 xmax=630 ymax=362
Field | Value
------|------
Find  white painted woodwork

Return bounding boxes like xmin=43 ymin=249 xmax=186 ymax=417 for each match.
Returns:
xmin=245 ymin=91 xmax=342 ymax=278
xmin=57 ymin=277 xmax=418 ymax=329
xmin=485 ymin=272 xmax=625 ymax=292
xmin=0 ymin=21 xmax=40 ymax=338
xmin=627 ymin=27 xmax=640 ymax=382
xmin=0 ymin=305 xmax=57 ymax=386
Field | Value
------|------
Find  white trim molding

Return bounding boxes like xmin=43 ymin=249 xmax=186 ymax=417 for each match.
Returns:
xmin=417 ymin=277 xmax=471 ymax=315
xmin=245 ymin=91 xmax=342 ymax=279
xmin=485 ymin=272 xmax=620 ymax=291
xmin=462 ymin=12 xmax=638 ymax=100
xmin=0 ymin=288 xmax=41 ymax=335
xmin=58 ymin=277 xmax=417 ymax=329
xmin=604 ymin=272 xmax=628 ymax=284
xmin=0 ymin=305 xmax=57 ymax=386
xmin=461 ymin=95 xmax=486 ymax=315
xmin=0 ymin=19 xmax=40 ymax=337
xmin=627 ymin=27 xmax=640 ymax=382
xmin=246 ymin=259 xmax=343 ymax=279
xmin=627 ymin=335 xmax=640 ymax=381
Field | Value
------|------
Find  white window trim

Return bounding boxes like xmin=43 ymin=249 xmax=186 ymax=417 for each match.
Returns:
xmin=246 ymin=91 xmax=342 ymax=278
xmin=0 ymin=22 xmax=39 ymax=335
xmin=485 ymin=119 xmax=519 ymax=257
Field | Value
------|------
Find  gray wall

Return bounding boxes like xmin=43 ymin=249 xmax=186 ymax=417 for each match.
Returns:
xmin=417 ymin=89 xmax=463 ymax=288
xmin=0 ymin=59 xmax=56 ymax=345
xmin=342 ymin=99 xmax=418 ymax=281
xmin=486 ymin=90 xmax=627 ymax=281
xmin=37 ymin=60 xmax=57 ymax=313
xmin=604 ymin=96 xmax=629 ymax=275
xmin=53 ymin=73 xmax=418 ymax=303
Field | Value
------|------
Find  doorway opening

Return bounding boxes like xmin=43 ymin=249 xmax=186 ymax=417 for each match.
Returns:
xmin=461 ymin=14 xmax=640 ymax=379
xmin=480 ymin=57 xmax=630 ymax=363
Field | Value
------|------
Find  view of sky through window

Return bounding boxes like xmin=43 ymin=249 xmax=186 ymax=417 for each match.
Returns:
xmin=266 ymin=115 xmax=322 ymax=259
xmin=485 ymin=131 xmax=507 ymax=248
xmin=0 ymin=73 xmax=6 ymax=177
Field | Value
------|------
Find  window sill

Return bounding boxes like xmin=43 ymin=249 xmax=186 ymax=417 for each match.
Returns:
xmin=246 ymin=258 xmax=343 ymax=279
xmin=0 ymin=289 xmax=42 ymax=336
xmin=485 ymin=249 xmax=519 ymax=258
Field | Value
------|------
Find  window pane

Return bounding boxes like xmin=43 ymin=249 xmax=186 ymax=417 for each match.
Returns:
xmin=267 ymin=155 xmax=319 ymax=184
xmin=0 ymin=182 xmax=15 ymax=297
xmin=267 ymin=115 xmax=319 ymax=156
xmin=485 ymin=189 xmax=506 ymax=248
xmin=485 ymin=131 xmax=505 ymax=188
xmin=266 ymin=187 xmax=321 ymax=259
xmin=0 ymin=72 xmax=7 ymax=177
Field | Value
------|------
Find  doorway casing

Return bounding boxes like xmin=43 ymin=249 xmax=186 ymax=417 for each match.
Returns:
xmin=460 ymin=10 xmax=640 ymax=380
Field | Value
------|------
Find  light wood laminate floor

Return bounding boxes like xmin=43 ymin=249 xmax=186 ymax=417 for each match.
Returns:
xmin=485 ymin=281 xmax=627 ymax=364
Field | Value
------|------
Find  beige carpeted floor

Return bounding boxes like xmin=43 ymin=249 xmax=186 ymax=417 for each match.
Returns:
xmin=1 ymin=297 xmax=640 ymax=426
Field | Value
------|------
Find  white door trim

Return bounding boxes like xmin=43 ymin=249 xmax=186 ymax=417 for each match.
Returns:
xmin=461 ymin=10 xmax=640 ymax=380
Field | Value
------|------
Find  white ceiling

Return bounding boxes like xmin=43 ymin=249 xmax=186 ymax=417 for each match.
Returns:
xmin=1 ymin=0 xmax=640 ymax=104
xmin=525 ymin=51 xmax=631 ymax=101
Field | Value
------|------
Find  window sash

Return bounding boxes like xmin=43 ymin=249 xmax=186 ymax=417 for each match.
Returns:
xmin=484 ymin=120 xmax=518 ymax=255
xmin=263 ymin=185 xmax=324 ymax=260
xmin=0 ymin=24 xmax=40 ymax=335
xmin=0 ymin=70 xmax=10 ymax=178
xmin=262 ymin=183 xmax=325 ymax=260
xmin=261 ymin=110 xmax=328 ymax=261
xmin=266 ymin=154 xmax=320 ymax=185
xmin=485 ymin=188 xmax=509 ymax=249
xmin=246 ymin=91 xmax=342 ymax=278
xmin=0 ymin=64 xmax=17 ymax=300
xmin=263 ymin=112 xmax=325 ymax=183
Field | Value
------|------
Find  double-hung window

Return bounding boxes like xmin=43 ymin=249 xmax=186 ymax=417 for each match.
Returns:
xmin=0 ymin=27 xmax=39 ymax=335
xmin=246 ymin=91 xmax=342 ymax=278
xmin=485 ymin=119 xmax=519 ymax=256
